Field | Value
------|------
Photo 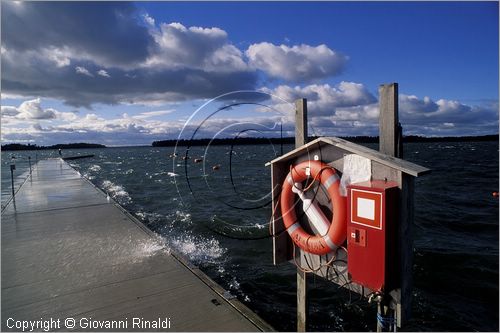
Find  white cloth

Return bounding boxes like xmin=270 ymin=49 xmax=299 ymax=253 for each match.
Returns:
xmin=339 ymin=154 xmax=371 ymax=196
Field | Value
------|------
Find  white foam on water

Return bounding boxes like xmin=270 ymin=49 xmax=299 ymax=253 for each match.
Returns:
xmin=83 ymin=234 xmax=170 ymax=267
xmin=89 ymin=164 xmax=101 ymax=172
xmin=133 ymin=237 xmax=169 ymax=259
xmin=124 ymin=168 xmax=134 ymax=174
xmin=229 ymin=277 xmax=241 ymax=290
xmin=175 ymin=210 xmax=191 ymax=224
xmin=83 ymin=173 xmax=95 ymax=180
xmin=134 ymin=209 xmax=225 ymax=265
xmin=102 ymin=180 xmax=132 ymax=204
xmin=167 ymin=172 xmax=179 ymax=177
xmin=170 ymin=235 xmax=226 ymax=265
xmin=135 ymin=211 xmax=164 ymax=226
xmin=115 ymin=237 xmax=170 ymax=265
xmin=254 ymin=222 xmax=266 ymax=230
xmin=136 ymin=211 xmax=146 ymax=220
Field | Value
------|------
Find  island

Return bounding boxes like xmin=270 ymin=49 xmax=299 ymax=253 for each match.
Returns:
xmin=1 ymin=143 xmax=106 ymax=151
xmin=152 ymin=134 xmax=498 ymax=147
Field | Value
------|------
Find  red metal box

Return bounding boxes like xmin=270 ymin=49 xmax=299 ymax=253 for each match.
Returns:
xmin=347 ymin=180 xmax=399 ymax=292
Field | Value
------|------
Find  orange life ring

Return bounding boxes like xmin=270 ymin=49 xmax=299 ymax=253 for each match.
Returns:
xmin=280 ymin=160 xmax=347 ymax=255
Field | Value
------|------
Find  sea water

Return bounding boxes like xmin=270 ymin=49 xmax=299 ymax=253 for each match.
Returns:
xmin=1 ymin=141 xmax=498 ymax=331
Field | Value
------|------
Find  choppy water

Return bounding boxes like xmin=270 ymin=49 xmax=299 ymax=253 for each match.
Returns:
xmin=1 ymin=141 xmax=498 ymax=331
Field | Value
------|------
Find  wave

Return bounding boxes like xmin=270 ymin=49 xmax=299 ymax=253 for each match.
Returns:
xmin=88 ymin=164 xmax=101 ymax=172
xmin=169 ymin=235 xmax=226 ymax=265
xmin=132 ymin=237 xmax=169 ymax=260
xmin=135 ymin=209 xmax=223 ymax=264
xmin=102 ymin=180 xmax=132 ymax=204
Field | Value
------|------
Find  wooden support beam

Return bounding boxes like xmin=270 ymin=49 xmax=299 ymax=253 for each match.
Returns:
xmin=295 ymin=99 xmax=308 ymax=148
xmin=379 ymin=83 xmax=399 ymax=157
xmin=297 ymin=269 xmax=308 ymax=332
xmin=378 ymin=83 xmax=399 ymax=331
xmin=295 ymin=98 xmax=308 ymax=332
xmin=398 ymin=173 xmax=415 ymax=326
xmin=379 ymin=83 xmax=413 ymax=329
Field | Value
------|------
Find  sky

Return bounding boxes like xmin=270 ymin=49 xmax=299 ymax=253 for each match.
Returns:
xmin=1 ymin=1 xmax=498 ymax=146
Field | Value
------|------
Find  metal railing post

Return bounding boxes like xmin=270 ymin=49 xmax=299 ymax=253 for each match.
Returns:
xmin=10 ymin=156 xmax=16 ymax=197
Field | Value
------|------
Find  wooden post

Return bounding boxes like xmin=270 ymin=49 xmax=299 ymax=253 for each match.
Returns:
xmin=378 ymin=83 xmax=399 ymax=332
xmin=295 ymin=98 xmax=308 ymax=332
xmin=297 ymin=269 xmax=307 ymax=332
xmin=398 ymin=173 xmax=414 ymax=327
xmin=10 ymin=166 xmax=15 ymax=197
xmin=379 ymin=83 xmax=399 ymax=157
xmin=295 ymin=99 xmax=308 ymax=149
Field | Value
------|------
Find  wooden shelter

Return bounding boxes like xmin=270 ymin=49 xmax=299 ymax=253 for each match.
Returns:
xmin=267 ymin=84 xmax=430 ymax=331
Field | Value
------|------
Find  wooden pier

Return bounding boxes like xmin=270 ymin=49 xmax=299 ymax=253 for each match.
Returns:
xmin=1 ymin=159 xmax=272 ymax=332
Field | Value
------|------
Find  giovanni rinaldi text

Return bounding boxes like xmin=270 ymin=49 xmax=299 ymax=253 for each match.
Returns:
xmin=6 ymin=317 xmax=172 ymax=331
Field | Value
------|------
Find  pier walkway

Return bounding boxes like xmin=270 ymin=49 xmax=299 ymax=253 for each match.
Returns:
xmin=1 ymin=159 xmax=272 ymax=332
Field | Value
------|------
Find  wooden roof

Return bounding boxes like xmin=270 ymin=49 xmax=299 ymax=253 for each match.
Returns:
xmin=266 ymin=136 xmax=430 ymax=177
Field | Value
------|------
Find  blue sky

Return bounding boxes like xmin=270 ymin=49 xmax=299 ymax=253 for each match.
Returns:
xmin=1 ymin=1 xmax=498 ymax=146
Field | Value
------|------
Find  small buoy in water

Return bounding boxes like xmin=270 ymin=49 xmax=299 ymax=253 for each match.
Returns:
xmin=493 ymin=192 xmax=499 ymax=198
xmin=194 ymin=158 xmax=203 ymax=163
xmin=212 ymin=164 xmax=220 ymax=170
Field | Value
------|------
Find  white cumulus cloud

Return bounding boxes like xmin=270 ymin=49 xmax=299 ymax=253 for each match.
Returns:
xmin=132 ymin=110 xmax=175 ymax=119
xmin=264 ymin=82 xmax=377 ymax=116
xmin=16 ymin=98 xmax=56 ymax=120
xmin=1 ymin=98 xmax=79 ymax=121
xmin=1 ymin=105 xmax=20 ymax=117
xmin=145 ymin=22 xmax=248 ymax=72
xmin=263 ymin=84 xmax=498 ymax=137
xmin=246 ymin=43 xmax=348 ymax=82
xmin=143 ymin=13 xmax=155 ymax=26
xmin=75 ymin=66 xmax=93 ymax=77
xmin=97 ymin=69 xmax=110 ymax=78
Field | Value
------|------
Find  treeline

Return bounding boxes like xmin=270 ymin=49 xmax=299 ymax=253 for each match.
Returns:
xmin=403 ymin=134 xmax=498 ymax=142
xmin=153 ymin=137 xmax=295 ymax=147
xmin=152 ymin=134 xmax=498 ymax=147
xmin=1 ymin=143 xmax=106 ymax=151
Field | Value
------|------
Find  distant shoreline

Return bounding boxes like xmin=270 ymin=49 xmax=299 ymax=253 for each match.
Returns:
xmin=2 ymin=134 xmax=497 ymax=151
xmin=1 ymin=143 xmax=106 ymax=151
xmin=152 ymin=134 xmax=499 ymax=147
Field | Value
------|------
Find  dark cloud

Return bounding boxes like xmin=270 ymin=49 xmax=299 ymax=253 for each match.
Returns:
xmin=2 ymin=1 xmax=153 ymax=67
xmin=1 ymin=2 xmax=260 ymax=107
xmin=1 ymin=58 xmax=259 ymax=107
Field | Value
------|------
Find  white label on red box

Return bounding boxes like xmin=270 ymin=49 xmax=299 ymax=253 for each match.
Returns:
xmin=357 ymin=197 xmax=375 ymax=220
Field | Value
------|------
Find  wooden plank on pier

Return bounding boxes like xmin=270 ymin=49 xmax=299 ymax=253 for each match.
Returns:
xmin=1 ymin=159 xmax=273 ymax=332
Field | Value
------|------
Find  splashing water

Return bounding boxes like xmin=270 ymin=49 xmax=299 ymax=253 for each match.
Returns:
xmin=89 ymin=164 xmax=102 ymax=172
xmin=169 ymin=235 xmax=226 ymax=265
xmin=102 ymin=180 xmax=132 ymax=204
